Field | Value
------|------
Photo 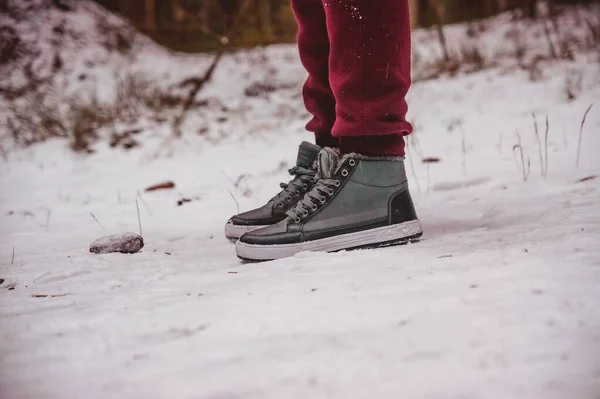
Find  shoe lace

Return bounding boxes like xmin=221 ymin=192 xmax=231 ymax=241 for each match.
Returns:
xmin=272 ymin=166 xmax=317 ymax=204
xmin=286 ymin=177 xmax=339 ymax=222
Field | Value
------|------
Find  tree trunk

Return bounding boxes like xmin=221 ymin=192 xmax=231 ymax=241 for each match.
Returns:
xmin=409 ymin=0 xmax=419 ymax=28
xmin=144 ymin=0 xmax=156 ymax=31
xmin=524 ymin=0 xmax=538 ymax=19
xmin=429 ymin=0 xmax=450 ymax=63
xmin=258 ymin=0 xmax=273 ymax=40
xmin=171 ymin=0 xmax=182 ymax=23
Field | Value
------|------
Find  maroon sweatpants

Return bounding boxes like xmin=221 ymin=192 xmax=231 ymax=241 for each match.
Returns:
xmin=291 ymin=0 xmax=413 ymax=156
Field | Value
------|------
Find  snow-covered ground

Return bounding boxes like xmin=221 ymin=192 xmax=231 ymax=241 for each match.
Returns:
xmin=1 ymin=2 xmax=600 ymax=399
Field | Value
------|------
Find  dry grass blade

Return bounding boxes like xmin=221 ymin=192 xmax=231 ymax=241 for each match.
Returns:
xmin=136 ymin=198 xmax=143 ymax=237
xmin=228 ymin=190 xmax=240 ymax=214
xmin=513 ymin=131 xmax=530 ymax=182
xmin=460 ymin=126 xmax=467 ymax=175
xmin=136 ymin=191 xmax=153 ymax=216
xmin=544 ymin=115 xmax=549 ymax=177
xmin=532 ymin=113 xmax=544 ymax=177
xmin=576 ymin=103 xmax=593 ymax=167
xmin=89 ymin=212 xmax=105 ymax=230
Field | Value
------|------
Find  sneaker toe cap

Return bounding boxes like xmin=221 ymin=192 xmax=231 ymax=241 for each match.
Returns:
xmin=239 ymin=219 xmax=301 ymax=245
xmin=230 ymin=202 xmax=281 ymax=226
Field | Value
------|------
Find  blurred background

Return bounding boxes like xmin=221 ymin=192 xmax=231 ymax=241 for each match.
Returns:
xmin=93 ymin=0 xmax=586 ymax=52
xmin=1 ymin=0 xmax=598 ymax=152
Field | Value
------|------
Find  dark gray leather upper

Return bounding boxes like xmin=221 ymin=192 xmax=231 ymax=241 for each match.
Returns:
xmin=229 ymin=141 xmax=320 ymax=227
xmin=239 ymin=152 xmax=415 ymax=245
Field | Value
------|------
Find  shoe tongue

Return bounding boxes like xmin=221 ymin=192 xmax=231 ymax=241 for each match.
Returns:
xmin=317 ymin=147 xmax=341 ymax=179
xmin=296 ymin=141 xmax=321 ymax=168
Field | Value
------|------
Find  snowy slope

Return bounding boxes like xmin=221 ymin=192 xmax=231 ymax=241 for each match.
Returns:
xmin=1 ymin=2 xmax=600 ymax=399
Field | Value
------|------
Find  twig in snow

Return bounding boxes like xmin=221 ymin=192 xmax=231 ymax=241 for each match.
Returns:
xmin=532 ymin=113 xmax=545 ymax=177
xmin=145 ymin=181 xmax=175 ymax=192
xmin=136 ymin=198 xmax=143 ymax=237
xmin=11 ymin=247 xmax=14 ymax=265
xmin=89 ymin=212 xmax=105 ymax=230
xmin=576 ymin=175 xmax=597 ymax=183
xmin=576 ymin=103 xmax=593 ymax=167
xmin=228 ymin=190 xmax=240 ymax=214
xmin=234 ymin=175 xmax=246 ymax=189
xmin=513 ymin=131 xmax=530 ymax=182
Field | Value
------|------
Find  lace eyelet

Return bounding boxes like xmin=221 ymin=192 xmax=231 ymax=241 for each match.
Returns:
xmin=286 ymin=196 xmax=292 ymax=202
xmin=278 ymin=203 xmax=284 ymax=208
xmin=303 ymin=184 xmax=308 ymax=189
xmin=349 ymin=159 xmax=356 ymax=166
xmin=335 ymin=180 xmax=341 ymax=187
xmin=294 ymin=217 xmax=301 ymax=223
xmin=319 ymin=198 xmax=326 ymax=204
xmin=328 ymin=189 xmax=335 ymax=195
xmin=295 ymin=190 xmax=300 ymax=195
xmin=341 ymin=169 xmax=349 ymax=177
xmin=311 ymin=204 xmax=318 ymax=211
xmin=302 ymin=210 xmax=309 ymax=216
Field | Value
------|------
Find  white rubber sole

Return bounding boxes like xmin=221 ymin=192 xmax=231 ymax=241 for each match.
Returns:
xmin=236 ymin=219 xmax=423 ymax=261
xmin=224 ymin=222 xmax=269 ymax=240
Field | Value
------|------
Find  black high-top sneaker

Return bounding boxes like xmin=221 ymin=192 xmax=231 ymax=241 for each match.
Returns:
xmin=236 ymin=147 xmax=423 ymax=261
xmin=224 ymin=142 xmax=321 ymax=240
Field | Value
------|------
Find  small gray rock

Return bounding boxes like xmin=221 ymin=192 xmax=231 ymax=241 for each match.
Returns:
xmin=90 ymin=233 xmax=144 ymax=254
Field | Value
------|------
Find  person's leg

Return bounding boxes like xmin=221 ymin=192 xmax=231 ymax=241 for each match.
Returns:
xmin=324 ymin=0 xmax=413 ymax=156
xmin=291 ymin=0 xmax=338 ymax=148
xmin=236 ymin=1 xmax=421 ymax=260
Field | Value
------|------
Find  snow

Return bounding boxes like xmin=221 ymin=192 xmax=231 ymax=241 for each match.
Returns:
xmin=1 ymin=2 xmax=600 ymax=399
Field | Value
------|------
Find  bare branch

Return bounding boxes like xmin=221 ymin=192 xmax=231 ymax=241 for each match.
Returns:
xmin=172 ymin=0 xmax=251 ymax=137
